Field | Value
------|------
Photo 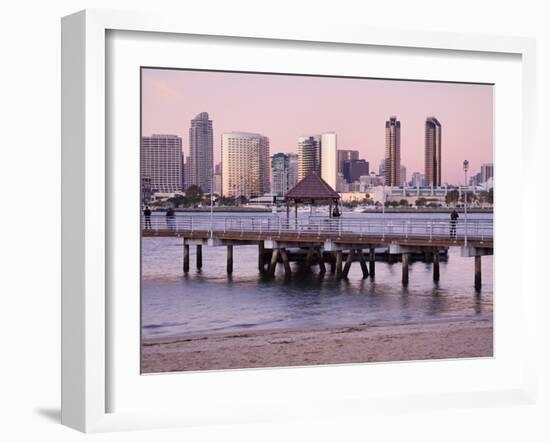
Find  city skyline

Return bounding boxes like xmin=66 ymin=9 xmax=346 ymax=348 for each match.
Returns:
xmin=142 ymin=68 xmax=493 ymax=185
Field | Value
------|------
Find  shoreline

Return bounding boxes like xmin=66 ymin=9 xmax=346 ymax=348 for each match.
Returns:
xmin=141 ymin=317 xmax=493 ymax=374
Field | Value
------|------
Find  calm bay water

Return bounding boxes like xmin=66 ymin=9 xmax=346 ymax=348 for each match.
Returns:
xmin=141 ymin=211 xmax=493 ymax=339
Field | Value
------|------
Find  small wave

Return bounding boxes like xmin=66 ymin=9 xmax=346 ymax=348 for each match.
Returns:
xmin=143 ymin=321 xmax=187 ymax=330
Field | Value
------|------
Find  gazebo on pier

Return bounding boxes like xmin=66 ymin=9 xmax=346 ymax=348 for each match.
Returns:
xmin=284 ymin=171 xmax=341 ymax=220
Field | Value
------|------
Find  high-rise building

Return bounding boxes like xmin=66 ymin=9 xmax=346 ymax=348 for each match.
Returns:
xmin=321 ymin=132 xmax=338 ymax=190
xmin=480 ymin=163 xmax=494 ymax=183
xmin=379 ymin=159 xmax=387 ymax=177
xmin=425 ymin=117 xmax=442 ymax=187
xmin=343 ymin=159 xmax=369 ymax=183
xmin=469 ymin=172 xmax=482 ymax=187
xmin=271 ymin=153 xmax=290 ymax=196
xmin=298 ymin=135 xmax=321 ymax=180
xmin=337 ymin=149 xmax=359 ymax=174
xmin=400 ymin=165 xmax=407 ymax=187
xmin=385 ymin=116 xmax=401 ymax=186
xmin=288 ymin=153 xmax=300 ymax=189
xmin=213 ymin=162 xmax=222 ymax=195
xmin=141 ymin=134 xmax=183 ymax=193
xmin=410 ymin=172 xmax=426 ymax=188
xmin=183 ymin=155 xmax=190 ymax=189
xmin=188 ymin=112 xmax=213 ymax=192
xmin=222 ymin=132 xmax=270 ymax=198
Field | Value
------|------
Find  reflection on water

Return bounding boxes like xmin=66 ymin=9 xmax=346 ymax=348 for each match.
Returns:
xmin=141 ymin=235 xmax=493 ymax=340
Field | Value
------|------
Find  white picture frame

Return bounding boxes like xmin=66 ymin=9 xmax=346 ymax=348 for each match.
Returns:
xmin=61 ymin=9 xmax=537 ymax=433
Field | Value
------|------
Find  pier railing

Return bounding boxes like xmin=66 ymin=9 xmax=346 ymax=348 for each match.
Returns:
xmin=142 ymin=215 xmax=493 ymax=242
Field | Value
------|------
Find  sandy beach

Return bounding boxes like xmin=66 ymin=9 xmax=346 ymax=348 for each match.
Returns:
xmin=141 ymin=318 xmax=493 ymax=373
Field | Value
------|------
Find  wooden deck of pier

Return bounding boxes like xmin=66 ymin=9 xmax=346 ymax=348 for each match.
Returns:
xmin=142 ymin=216 xmax=493 ymax=290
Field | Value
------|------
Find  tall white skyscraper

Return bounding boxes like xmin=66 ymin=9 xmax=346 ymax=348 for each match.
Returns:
xmin=222 ymin=132 xmax=270 ymax=198
xmin=188 ymin=112 xmax=213 ymax=192
xmin=321 ymin=132 xmax=338 ymax=190
xmin=141 ymin=134 xmax=183 ymax=193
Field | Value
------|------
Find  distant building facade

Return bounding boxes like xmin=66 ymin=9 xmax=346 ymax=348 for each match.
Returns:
xmin=379 ymin=159 xmax=387 ymax=177
xmin=188 ymin=112 xmax=213 ymax=192
xmin=469 ymin=172 xmax=481 ymax=187
xmin=213 ymin=162 xmax=222 ymax=195
xmin=384 ymin=116 xmax=401 ymax=186
xmin=320 ymin=132 xmax=338 ymax=190
xmin=222 ymin=132 xmax=269 ymax=198
xmin=298 ymin=135 xmax=321 ymax=180
xmin=410 ymin=172 xmax=426 ymax=188
xmin=271 ymin=153 xmax=290 ymax=196
xmin=141 ymin=134 xmax=183 ymax=193
xmin=400 ymin=165 xmax=407 ymax=187
xmin=481 ymin=163 xmax=494 ymax=183
xmin=337 ymin=149 xmax=359 ymax=174
xmin=343 ymin=159 xmax=369 ymax=183
xmin=288 ymin=153 xmax=300 ymax=188
xmin=424 ymin=116 xmax=442 ymax=187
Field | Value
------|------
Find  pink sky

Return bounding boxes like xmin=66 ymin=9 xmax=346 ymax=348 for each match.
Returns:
xmin=142 ymin=68 xmax=493 ymax=185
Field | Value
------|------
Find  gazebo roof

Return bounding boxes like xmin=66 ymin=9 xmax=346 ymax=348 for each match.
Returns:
xmin=285 ymin=172 xmax=340 ymax=201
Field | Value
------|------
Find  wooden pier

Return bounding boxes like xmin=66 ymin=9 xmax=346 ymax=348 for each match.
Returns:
xmin=143 ymin=215 xmax=493 ymax=290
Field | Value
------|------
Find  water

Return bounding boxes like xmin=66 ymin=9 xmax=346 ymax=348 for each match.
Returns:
xmin=141 ymin=211 xmax=493 ymax=340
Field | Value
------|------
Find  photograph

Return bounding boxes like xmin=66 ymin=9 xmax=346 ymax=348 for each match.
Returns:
xmin=140 ymin=68 xmax=494 ymax=374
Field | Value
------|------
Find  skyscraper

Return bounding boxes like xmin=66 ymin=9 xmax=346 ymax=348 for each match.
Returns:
xmin=400 ymin=165 xmax=407 ymax=187
xmin=141 ymin=134 xmax=183 ymax=193
xmin=480 ymin=163 xmax=494 ymax=183
xmin=188 ymin=112 xmax=213 ymax=193
xmin=379 ymin=159 xmax=387 ymax=177
xmin=411 ymin=172 xmax=425 ymax=188
xmin=424 ymin=117 xmax=442 ymax=187
xmin=288 ymin=153 xmax=300 ymax=189
xmin=271 ymin=153 xmax=290 ymax=196
xmin=320 ymin=132 xmax=337 ymax=190
xmin=222 ymin=132 xmax=270 ymax=198
xmin=385 ymin=116 xmax=401 ymax=186
xmin=337 ymin=149 xmax=359 ymax=174
xmin=343 ymin=159 xmax=369 ymax=183
xmin=213 ymin=162 xmax=222 ymax=195
xmin=298 ymin=135 xmax=321 ymax=180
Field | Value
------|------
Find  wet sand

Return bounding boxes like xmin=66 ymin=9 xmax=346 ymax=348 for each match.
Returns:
xmin=141 ymin=318 xmax=493 ymax=374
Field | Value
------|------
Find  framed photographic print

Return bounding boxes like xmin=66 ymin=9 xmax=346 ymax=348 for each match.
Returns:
xmin=61 ymin=9 xmax=537 ymax=432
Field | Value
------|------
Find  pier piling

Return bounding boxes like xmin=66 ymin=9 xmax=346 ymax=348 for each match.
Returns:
xmin=335 ymin=251 xmax=343 ymax=279
xmin=258 ymin=242 xmax=265 ymax=271
xmin=402 ymin=253 xmax=410 ymax=285
xmin=305 ymin=247 xmax=314 ymax=269
xmin=280 ymin=248 xmax=292 ymax=277
xmin=357 ymin=249 xmax=369 ymax=278
xmin=475 ymin=255 xmax=482 ymax=290
xmin=227 ymin=245 xmax=233 ymax=274
xmin=196 ymin=245 xmax=202 ymax=270
xmin=183 ymin=244 xmax=189 ymax=273
xmin=330 ymin=253 xmax=336 ymax=274
xmin=342 ymin=249 xmax=354 ymax=278
xmin=268 ymin=248 xmax=280 ymax=277
xmin=369 ymin=247 xmax=375 ymax=278
xmin=318 ymin=249 xmax=326 ymax=275
xmin=433 ymin=251 xmax=440 ymax=282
